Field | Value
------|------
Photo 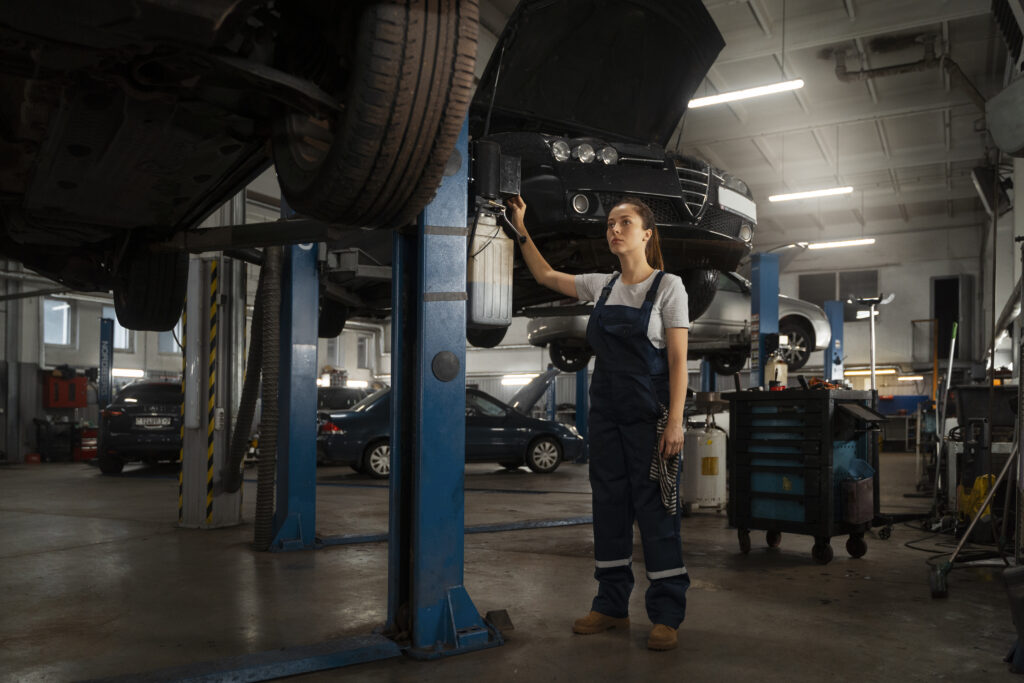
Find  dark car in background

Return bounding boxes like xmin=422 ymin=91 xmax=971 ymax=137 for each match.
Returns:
xmin=317 ymin=386 xmax=373 ymax=411
xmin=317 ymin=372 xmax=583 ymax=478
xmin=467 ymin=0 xmax=755 ymax=346
xmin=97 ymin=381 xmax=182 ymax=474
xmin=0 ymin=1 xmax=478 ymax=330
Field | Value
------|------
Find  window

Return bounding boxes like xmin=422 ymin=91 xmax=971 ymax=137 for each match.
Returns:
xmin=357 ymin=335 xmax=371 ymax=370
xmin=43 ymin=298 xmax=72 ymax=346
xmin=325 ymin=337 xmax=342 ymax=366
xmin=467 ymin=392 xmax=506 ymax=417
xmin=102 ymin=306 xmax=133 ymax=352
xmin=158 ymin=319 xmax=182 ymax=354
xmin=798 ymin=270 xmax=879 ymax=322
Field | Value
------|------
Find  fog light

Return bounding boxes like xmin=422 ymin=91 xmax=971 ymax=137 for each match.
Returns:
xmin=739 ymin=224 xmax=752 ymax=241
xmin=572 ymin=194 xmax=590 ymax=214
xmin=551 ymin=140 xmax=570 ymax=162
xmin=598 ymin=146 xmax=618 ymax=165
xmin=573 ymin=143 xmax=595 ymax=163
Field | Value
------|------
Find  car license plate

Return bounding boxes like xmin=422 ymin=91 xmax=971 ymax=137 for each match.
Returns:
xmin=135 ymin=416 xmax=171 ymax=428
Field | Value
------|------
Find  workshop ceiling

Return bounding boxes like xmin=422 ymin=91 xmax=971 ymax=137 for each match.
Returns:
xmin=478 ymin=0 xmax=1007 ymax=253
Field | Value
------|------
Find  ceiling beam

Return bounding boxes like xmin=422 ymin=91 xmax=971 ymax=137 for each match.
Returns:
xmin=709 ymin=0 xmax=991 ymax=66
xmin=747 ymin=0 xmax=774 ymax=36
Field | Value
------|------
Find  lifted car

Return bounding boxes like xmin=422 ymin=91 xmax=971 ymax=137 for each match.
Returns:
xmin=466 ymin=0 xmax=756 ymax=347
xmin=0 ymin=0 xmax=479 ymax=329
xmin=527 ymin=272 xmax=831 ymax=373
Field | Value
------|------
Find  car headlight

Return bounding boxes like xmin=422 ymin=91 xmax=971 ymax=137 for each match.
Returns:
xmin=565 ymin=424 xmax=580 ymax=437
xmin=739 ymin=223 xmax=753 ymax=242
xmin=551 ymin=140 xmax=571 ymax=162
xmin=598 ymin=146 xmax=618 ymax=165
xmin=573 ymin=143 xmax=595 ymax=163
xmin=720 ymin=172 xmax=750 ymax=197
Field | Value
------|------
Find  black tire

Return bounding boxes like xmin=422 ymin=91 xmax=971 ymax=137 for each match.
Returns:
xmin=319 ymin=298 xmax=349 ymax=338
xmin=846 ymin=534 xmax=868 ymax=559
xmin=679 ymin=269 xmax=719 ymax=322
xmin=467 ymin=326 xmax=507 ymax=348
xmin=766 ymin=530 xmax=782 ymax=548
xmin=98 ymin=453 xmax=124 ymax=475
xmin=779 ymin=317 xmax=814 ymax=371
xmin=709 ymin=351 xmax=747 ymax=375
xmin=362 ymin=439 xmax=391 ymax=479
xmin=272 ymin=0 xmax=479 ymax=229
xmin=113 ymin=246 xmax=187 ymax=331
xmin=525 ymin=436 xmax=562 ymax=473
xmin=549 ymin=341 xmax=592 ymax=373
xmin=738 ymin=528 xmax=751 ymax=554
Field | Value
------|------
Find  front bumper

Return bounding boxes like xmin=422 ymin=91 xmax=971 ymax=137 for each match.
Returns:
xmin=103 ymin=431 xmax=180 ymax=458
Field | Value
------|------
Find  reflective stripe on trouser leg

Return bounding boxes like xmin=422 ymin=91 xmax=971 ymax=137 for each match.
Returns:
xmin=624 ymin=418 xmax=689 ymax=629
xmin=589 ymin=413 xmax=634 ymax=620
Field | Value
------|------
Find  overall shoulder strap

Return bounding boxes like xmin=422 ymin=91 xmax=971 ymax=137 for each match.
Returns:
xmin=597 ymin=273 xmax=620 ymax=305
xmin=643 ymin=271 xmax=667 ymax=304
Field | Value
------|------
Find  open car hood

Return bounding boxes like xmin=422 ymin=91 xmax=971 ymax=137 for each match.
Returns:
xmin=507 ymin=367 xmax=561 ymax=415
xmin=471 ymin=0 xmax=725 ymax=145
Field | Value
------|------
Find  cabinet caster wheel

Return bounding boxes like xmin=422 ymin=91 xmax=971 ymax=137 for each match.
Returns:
xmin=811 ymin=539 xmax=834 ymax=564
xmin=846 ymin=534 xmax=867 ymax=559
xmin=878 ymin=525 xmax=892 ymax=541
xmin=738 ymin=529 xmax=751 ymax=554
xmin=766 ymin=530 xmax=782 ymax=548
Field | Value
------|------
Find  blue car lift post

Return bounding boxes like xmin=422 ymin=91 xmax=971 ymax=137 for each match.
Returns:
xmin=386 ymin=121 xmax=500 ymax=658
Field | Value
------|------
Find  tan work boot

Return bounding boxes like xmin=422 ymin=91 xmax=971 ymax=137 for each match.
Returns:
xmin=572 ymin=611 xmax=629 ymax=634
xmin=647 ymin=624 xmax=678 ymax=650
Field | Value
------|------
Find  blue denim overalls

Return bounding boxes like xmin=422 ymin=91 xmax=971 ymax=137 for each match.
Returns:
xmin=586 ymin=270 xmax=689 ymax=628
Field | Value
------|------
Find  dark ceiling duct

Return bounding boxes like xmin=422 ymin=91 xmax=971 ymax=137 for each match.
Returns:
xmin=832 ymin=41 xmax=987 ymax=112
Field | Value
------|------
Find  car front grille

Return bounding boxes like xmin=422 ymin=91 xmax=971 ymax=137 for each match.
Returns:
xmin=595 ymin=193 xmax=681 ymax=224
xmin=674 ymin=157 xmax=711 ymax=220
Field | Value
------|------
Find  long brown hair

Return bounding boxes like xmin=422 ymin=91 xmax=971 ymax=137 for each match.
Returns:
xmin=615 ymin=196 xmax=664 ymax=270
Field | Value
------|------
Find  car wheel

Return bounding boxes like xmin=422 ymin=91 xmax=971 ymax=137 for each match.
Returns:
xmin=525 ymin=436 xmax=561 ymax=474
xmin=98 ymin=452 xmax=124 ymax=475
xmin=113 ymin=246 xmax=188 ymax=331
xmin=549 ymin=341 xmax=592 ymax=373
xmin=779 ymin=318 xmax=814 ymax=371
xmin=679 ymin=269 xmax=719 ymax=322
xmin=467 ymin=326 xmax=507 ymax=348
xmin=709 ymin=351 xmax=747 ymax=375
xmin=362 ymin=439 xmax=391 ymax=479
xmin=319 ymin=298 xmax=349 ymax=338
xmin=272 ymin=1 xmax=479 ymax=229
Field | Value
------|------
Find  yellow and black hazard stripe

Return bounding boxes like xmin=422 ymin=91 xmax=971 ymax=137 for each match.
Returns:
xmin=206 ymin=260 xmax=218 ymax=524
xmin=178 ymin=299 xmax=187 ymax=524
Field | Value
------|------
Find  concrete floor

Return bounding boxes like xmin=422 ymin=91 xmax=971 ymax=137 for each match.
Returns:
xmin=0 ymin=451 xmax=1015 ymax=682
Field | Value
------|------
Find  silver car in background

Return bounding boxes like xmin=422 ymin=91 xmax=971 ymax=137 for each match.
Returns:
xmin=527 ymin=272 xmax=831 ymax=374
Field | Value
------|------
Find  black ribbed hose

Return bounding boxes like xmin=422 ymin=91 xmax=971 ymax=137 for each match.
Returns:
xmin=222 ymin=263 xmax=266 ymax=494
xmin=253 ymin=246 xmax=282 ymax=551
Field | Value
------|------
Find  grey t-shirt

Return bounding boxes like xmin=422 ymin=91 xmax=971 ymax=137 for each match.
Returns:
xmin=575 ymin=271 xmax=689 ymax=349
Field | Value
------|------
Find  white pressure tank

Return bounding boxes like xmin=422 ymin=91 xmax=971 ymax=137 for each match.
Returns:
xmin=682 ymin=424 xmax=727 ymax=511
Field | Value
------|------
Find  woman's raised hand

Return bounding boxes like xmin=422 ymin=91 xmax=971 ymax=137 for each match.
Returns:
xmin=506 ymin=195 xmax=529 ymax=238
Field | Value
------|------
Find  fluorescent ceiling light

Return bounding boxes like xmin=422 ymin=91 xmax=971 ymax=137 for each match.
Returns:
xmin=855 ymin=309 xmax=880 ymax=319
xmin=112 ymin=368 xmax=145 ymax=378
xmin=807 ymin=237 xmax=876 ymax=251
xmin=769 ymin=186 xmax=854 ymax=202
xmin=898 ymin=375 xmax=924 ymax=381
xmin=347 ymin=379 xmax=369 ymax=388
xmin=689 ymin=78 xmax=804 ymax=108
xmin=501 ymin=373 xmax=538 ymax=386
xmin=844 ymin=368 xmax=897 ymax=377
